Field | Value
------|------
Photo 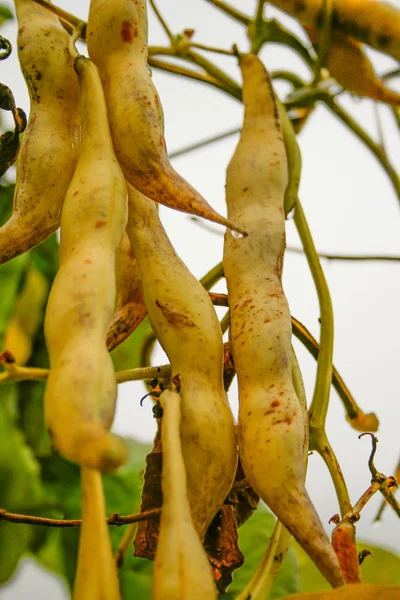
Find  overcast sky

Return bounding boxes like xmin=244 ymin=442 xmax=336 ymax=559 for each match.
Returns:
xmin=1 ymin=1 xmax=400 ymax=597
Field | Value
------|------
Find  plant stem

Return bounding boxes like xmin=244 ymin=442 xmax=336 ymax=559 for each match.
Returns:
xmin=149 ymin=0 xmax=174 ymax=41
xmin=115 ymin=522 xmax=139 ymax=568
xmin=294 ymin=200 xmax=334 ymax=433
xmin=0 ymin=507 xmax=160 ymax=528
xmin=287 ymin=246 xmax=400 ymax=262
xmin=169 ymin=127 xmax=240 ymax=159
xmin=312 ymin=0 xmax=333 ymax=84
xmin=200 ymin=261 xmax=224 ymax=290
xmin=235 ymin=521 xmax=291 ymax=600
xmin=220 ymin=310 xmax=230 ymax=334
xmin=32 ymin=0 xmax=84 ymax=33
xmin=147 ymin=57 xmax=241 ymax=100
xmin=312 ymin=431 xmax=352 ymax=516
xmin=291 ymin=316 xmax=378 ymax=430
xmin=202 ymin=0 xmax=250 ymax=25
xmin=324 ymin=98 xmax=400 ymax=203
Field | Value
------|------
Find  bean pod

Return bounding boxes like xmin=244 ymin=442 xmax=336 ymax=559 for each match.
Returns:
xmin=223 ymin=53 xmax=344 ymax=587
xmin=1 ymin=0 xmax=80 ymax=264
xmin=126 ymin=183 xmax=237 ymax=539
xmin=44 ymin=56 xmax=127 ymax=471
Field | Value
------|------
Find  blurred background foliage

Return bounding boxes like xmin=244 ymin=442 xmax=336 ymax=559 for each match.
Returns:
xmin=0 ymin=2 xmax=399 ymax=599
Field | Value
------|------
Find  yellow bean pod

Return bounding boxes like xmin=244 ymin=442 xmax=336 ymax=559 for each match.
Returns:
xmin=126 ymin=183 xmax=237 ymax=540
xmin=73 ymin=468 xmax=121 ymax=600
xmin=268 ymin=0 xmax=400 ymax=62
xmin=44 ymin=56 xmax=127 ymax=472
xmin=106 ymin=233 xmax=147 ymax=352
xmin=0 ymin=0 xmax=80 ymax=264
xmin=223 ymin=53 xmax=343 ymax=587
xmin=85 ymin=0 xmax=245 ymax=235
xmin=3 ymin=265 xmax=48 ymax=365
xmin=152 ymin=389 xmax=217 ymax=600
xmin=307 ymin=27 xmax=400 ymax=106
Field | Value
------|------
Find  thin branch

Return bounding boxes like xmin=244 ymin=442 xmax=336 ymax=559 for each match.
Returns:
xmin=0 ymin=360 xmax=171 ymax=386
xmin=255 ymin=0 xmax=266 ymax=22
xmin=169 ymin=127 xmax=240 ymax=159
xmin=0 ymin=507 xmax=160 ymax=528
xmin=115 ymin=522 xmax=139 ymax=568
xmin=209 ymin=292 xmax=229 ymax=306
xmin=220 ymin=310 xmax=230 ymax=335
xmin=202 ymin=0 xmax=250 ymax=25
xmin=287 ymin=246 xmax=400 ymax=262
xmin=294 ymin=201 xmax=334 ymax=433
xmin=149 ymin=0 xmax=174 ymax=41
xmin=188 ymin=42 xmax=236 ymax=56
xmin=32 ymin=0 xmax=84 ymax=33
xmin=312 ymin=0 xmax=333 ymax=84
xmin=147 ymin=57 xmax=241 ymax=100
xmin=324 ymin=97 xmax=400 ymax=203
xmin=200 ymin=261 xmax=224 ymax=290
xmin=291 ymin=316 xmax=378 ymax=430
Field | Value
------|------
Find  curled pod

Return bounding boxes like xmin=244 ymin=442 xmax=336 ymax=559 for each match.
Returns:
xmin=1 ymin=0 xmax=80 ymax=264
xmin=152 ymin=389 xmax=217 ymax=600
xmin=44 ymin=56 xmax=127 ymax=472
xmin=126 ymin=183 xmax=237 ymax=540
xmin=223 ymin=53 xmax=343 ymax=588
xmin=106 ymin=232 xmax=147 ymax=352
xmin=306 ymin=26 xmax=400 ymax=106
xmin=331 ymin=518 xmax=361 ymax=584
xmin=73 ymin=468 xmax=121 ymax=600
xmin=268 ymin=0 xmax=400 ymax=62
xmin=85 ymin=0 xmax=245 ymax=235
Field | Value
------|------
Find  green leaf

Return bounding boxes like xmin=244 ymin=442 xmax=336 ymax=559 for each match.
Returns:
xmin=111 ymin=317 xmax=153 ymax=371
xmin=294 ymin=539 xmax=400 ymax=593
xmin=0 ymin=6 xmax=13 ymax=27
xmin=35 ymin=437 xmax=151 ymax=591
xmin=30 ymin=232 xmax=60 ymax=280
xmin=224 ymin=507 xmax=299 ymax=599
xmin=0 ymin=521 xmax=32 ymax=584
xmin=0 ymin=183 xmax=14 ymax=225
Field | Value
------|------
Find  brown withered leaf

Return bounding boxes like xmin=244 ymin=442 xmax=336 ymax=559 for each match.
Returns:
xmin=228 ymin=460 xmax=260 ymax=528
xmin=223 ymin=341 xmax=236 ymax=392
xmin=204 ymin=504 xmax=244 ymax=594
xmin=132 ymin=426 xmax=258 ymax=595
xmin=133 ymin=421 xmax=162 ymax=561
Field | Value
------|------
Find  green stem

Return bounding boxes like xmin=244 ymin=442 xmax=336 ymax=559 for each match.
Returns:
xmin=324 ymin=98 xmax=400 ymax=203
xmin=148 ymin=57 xmax=241 ymax=100
xmin=169 ymin=127 xmax=240 ymax=159
xmin=294 ymin=200 xmax=334 ymax=432
xmin=149 ymin=0 xmax=174 ymax=41
xmin=312 ymin=431 xmax=352 ymax=516
xmin=200 ymin=261 xmax=224 ymax=290
xmin=235 ymin=521 xmax=291 ymax=600
xmin=291 ymin=316 xmax=379 ymax=430
xmin=220 ymin=310 xmax=230 ymax=335
xmin=312 ymin=0 xmax=333 ymax=85
xmin=202 ymin=0 xmax=250 ymax=25
xmin=186 ymin=49 xmax=241 ymax=96
xmin=116 ymin=365 xmax=171 ymax=384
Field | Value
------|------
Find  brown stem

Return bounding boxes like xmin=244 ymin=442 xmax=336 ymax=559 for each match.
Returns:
xmin=0 ymin=507 xmax=160 ymax=528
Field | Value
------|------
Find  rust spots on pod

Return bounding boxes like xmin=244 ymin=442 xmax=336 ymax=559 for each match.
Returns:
xmin=121 ymin=21 xmax=137 ymax=43
xmin=95 ymin=220 xmax=107 ymax=228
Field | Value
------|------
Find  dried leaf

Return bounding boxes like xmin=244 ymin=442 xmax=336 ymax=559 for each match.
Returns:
xmin=204 ymin=504 xmax=244 ymax=594
xmin=133 ymin=423 xmax=162 ymax=561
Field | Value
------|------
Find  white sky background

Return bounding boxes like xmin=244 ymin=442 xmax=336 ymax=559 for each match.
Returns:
xmin=1 ymin=0 xmax=400 ymax=597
